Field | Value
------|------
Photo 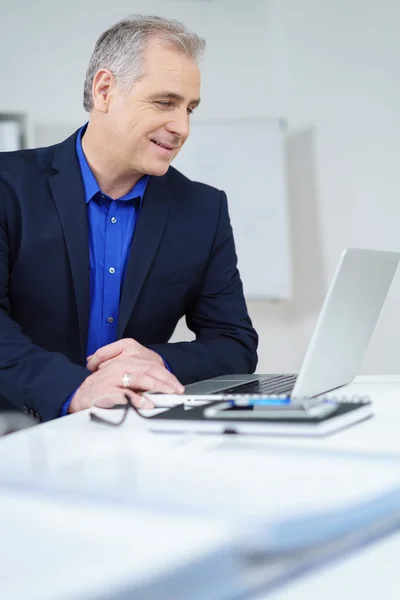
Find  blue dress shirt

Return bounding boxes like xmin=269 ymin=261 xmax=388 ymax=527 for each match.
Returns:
xmin=61 ymin=126 xmax=149 ymax=415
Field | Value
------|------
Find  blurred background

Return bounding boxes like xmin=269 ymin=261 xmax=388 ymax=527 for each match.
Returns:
xmin=1 ymin=0 xmax=399 ymax=375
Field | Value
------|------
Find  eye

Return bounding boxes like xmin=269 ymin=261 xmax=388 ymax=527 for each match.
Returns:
xmin=187 ymin=107 xmax=195 ymax=115
xmin=156 ymin=100 xmax=173 ymax=108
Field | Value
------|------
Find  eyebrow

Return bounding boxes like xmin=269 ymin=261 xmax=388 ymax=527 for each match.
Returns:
xmin=151 ymin=91 xmax=201 ymax=108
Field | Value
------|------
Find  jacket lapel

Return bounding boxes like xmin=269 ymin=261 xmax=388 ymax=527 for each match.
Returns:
xmin=117 ymin=174 xmax=171 ymax=337
xmin=49 ymin=132 xmax=90 ymax=362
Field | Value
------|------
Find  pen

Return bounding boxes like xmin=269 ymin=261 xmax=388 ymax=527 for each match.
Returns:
xmin=226 ymin=396 xmax=291 ymax=407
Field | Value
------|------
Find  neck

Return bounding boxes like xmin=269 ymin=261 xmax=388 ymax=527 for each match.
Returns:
xmin=81 ymin=120 xmax=143 ymax=198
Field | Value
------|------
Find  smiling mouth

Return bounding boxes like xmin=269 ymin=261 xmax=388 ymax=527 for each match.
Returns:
xmin=151 ymin=140 xmax=177 ymax=151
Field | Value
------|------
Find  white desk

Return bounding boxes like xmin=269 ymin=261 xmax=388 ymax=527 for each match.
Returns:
xmin=253 ymin=375 xmax=400 ymax=600
xmin=0 ymin=489 xmax=242 ymax=600
xmin=249 ymin=375 xmax=400 ymax=459
xmin=255 ymin=530 xmax=400 ymax=600
xmin=179 ymin=375 xmax=400 ymax=462
xmin=1 ymin=375 xmax=400 ymax=599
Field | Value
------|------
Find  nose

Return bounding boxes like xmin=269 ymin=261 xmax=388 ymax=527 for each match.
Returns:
xmin=166 ymin=109 xmax=190 ymax=140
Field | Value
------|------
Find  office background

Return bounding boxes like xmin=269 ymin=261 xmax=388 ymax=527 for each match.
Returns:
xmin=1 ymin=0 xmax=399 ymax=375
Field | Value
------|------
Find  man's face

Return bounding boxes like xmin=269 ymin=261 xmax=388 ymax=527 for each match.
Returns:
xmin=105 ymin=39 xmax=201 ymax=176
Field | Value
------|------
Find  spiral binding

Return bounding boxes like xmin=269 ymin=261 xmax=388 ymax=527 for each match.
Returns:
xmin=215 ymin=393 xmax=371 ymax=405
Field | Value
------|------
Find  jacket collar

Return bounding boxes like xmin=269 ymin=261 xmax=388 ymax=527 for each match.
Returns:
xmin=49 ymin=128 xmax=170 ymax=355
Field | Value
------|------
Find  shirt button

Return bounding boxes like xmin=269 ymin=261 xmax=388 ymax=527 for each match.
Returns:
xmin=110 ymin=217 xmax=117 ymax=224
xmin=109 ymin=267 xmax=116 ymax=274
xmin=107 ymin=317 xmax=114 ymax=323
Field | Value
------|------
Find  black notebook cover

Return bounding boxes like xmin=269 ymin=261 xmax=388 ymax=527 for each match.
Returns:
xmin=144 ymin=397 xmax=373 ymax=436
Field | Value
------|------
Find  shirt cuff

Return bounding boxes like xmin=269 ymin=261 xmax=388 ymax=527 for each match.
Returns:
xmin=60 ymin=391 xmax=76 ymax=417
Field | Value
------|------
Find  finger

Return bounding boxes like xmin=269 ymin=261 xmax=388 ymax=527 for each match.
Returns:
xmin=139 ymin=368 xmax=185 ymax=394
xmin=86 ymin=358 xmax=98 ymax=372
xmin=123 ymin=372 xmax=182 ymax=395
xmin=99 ymin=357 xmax=185 ymax=393
xmin=87 ymin=339 xmax=142 ymax=371
xmin=98 ymin=355 xmax=152 ymax=371
xmin=93 ymin=392 xmax=129 ymax=409
xmin=126 ymin=392 xmax=155 ymax=409
xmin=94 ymin=392 xmax=154 ymax=410
xmin=87 ymin=341 xmax=126 ymax=371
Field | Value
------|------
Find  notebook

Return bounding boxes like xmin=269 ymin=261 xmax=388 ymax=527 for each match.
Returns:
xmin=136 ymin=394 xmax=373 ymax=437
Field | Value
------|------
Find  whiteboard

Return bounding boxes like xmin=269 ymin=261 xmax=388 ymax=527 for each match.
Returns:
xmin=173 ymin=119 xmax=292 ymax=299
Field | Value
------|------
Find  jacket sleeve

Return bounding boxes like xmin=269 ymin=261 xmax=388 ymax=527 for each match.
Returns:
xmin=150 ymin=191 xmax=258 ymax=384
xmin=0 ymin=184 xmax=90 ymax=422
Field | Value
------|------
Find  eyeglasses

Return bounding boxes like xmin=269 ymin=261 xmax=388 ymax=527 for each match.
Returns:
xmin=89 ymin=394 xmax=149 ymax=427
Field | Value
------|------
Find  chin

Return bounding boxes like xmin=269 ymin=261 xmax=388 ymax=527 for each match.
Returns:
xmin=143 ymin=162 xmax=171 ymax=177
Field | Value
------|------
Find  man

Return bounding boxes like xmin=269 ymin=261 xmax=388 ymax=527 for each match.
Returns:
xmin=0 ymin=15 xmax=258 ymax=422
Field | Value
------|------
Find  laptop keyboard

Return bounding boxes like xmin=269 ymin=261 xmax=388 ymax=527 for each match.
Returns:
xmin=219 ymin=374 xmax=297 ymax=396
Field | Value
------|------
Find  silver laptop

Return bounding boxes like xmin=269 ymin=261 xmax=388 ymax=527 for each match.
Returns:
xmin=183 ymin=248 xmax=400 ymax=399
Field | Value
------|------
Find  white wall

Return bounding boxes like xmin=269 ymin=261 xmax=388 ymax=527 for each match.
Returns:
xmin=1 ymin=0 xmax=400 ymax=374
xmin=270 ymin=0 xmax=400 ymax=375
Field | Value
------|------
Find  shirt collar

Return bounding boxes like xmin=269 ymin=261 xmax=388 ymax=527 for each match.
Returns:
xmin=75 ymin=125 xmax=149 ymax=205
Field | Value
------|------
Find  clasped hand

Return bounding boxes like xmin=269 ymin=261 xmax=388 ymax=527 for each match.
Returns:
xmin=68 ymin=339 xmax=184 ymax=413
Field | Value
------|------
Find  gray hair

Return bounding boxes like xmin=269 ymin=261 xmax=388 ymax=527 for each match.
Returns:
xmin=83 ymin=14 xmax=206 ymax=112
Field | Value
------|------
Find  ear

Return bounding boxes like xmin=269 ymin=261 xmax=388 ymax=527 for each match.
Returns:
xmin=91 ymin=69 xmax=116 ymax=113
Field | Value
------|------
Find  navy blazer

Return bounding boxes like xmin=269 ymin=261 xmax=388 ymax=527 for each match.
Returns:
xmin=0 ymin=130 xmax=258 ymax=422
